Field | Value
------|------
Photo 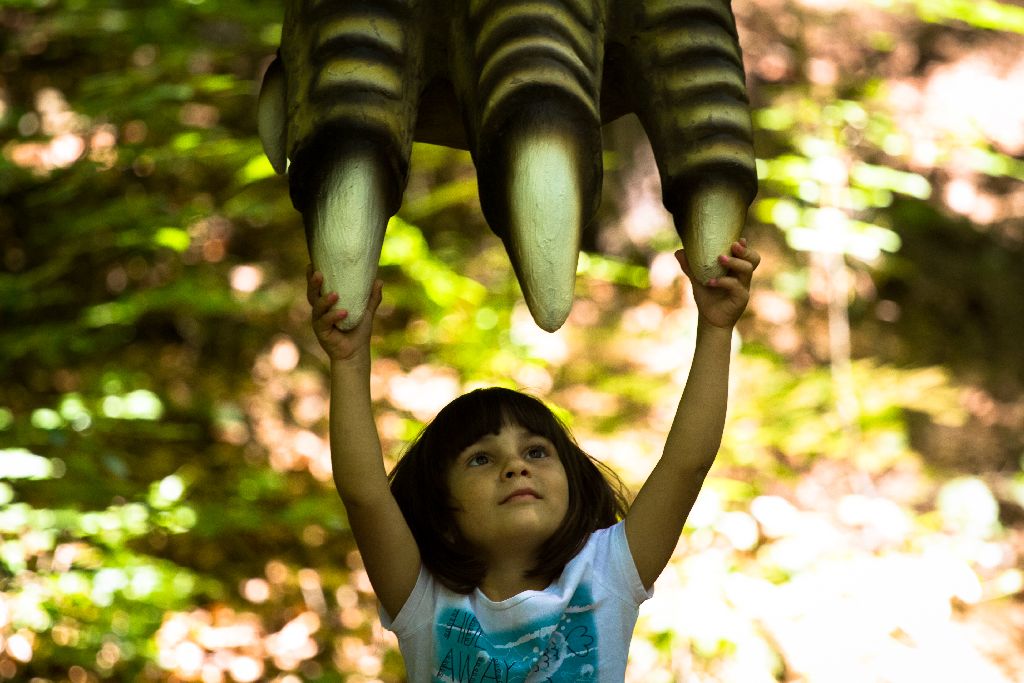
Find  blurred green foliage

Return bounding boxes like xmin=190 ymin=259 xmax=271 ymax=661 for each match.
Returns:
xmin=1 ymin=0 xmax=1023 ymax=681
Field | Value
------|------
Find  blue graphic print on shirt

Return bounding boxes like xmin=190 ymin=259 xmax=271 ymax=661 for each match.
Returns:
xmin=433 ymin=583 xmax=599 ymax=682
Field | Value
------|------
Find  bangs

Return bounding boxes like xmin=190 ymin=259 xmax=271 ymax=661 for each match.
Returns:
xmin=425 ymin=388 xmax=567 ymax=463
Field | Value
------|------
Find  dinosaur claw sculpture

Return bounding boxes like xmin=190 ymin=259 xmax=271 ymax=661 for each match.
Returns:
xmin=681 ymin=180 xmax=748 ymax=283
xmin=613 ymin=0 xmax=757 ymax=284
xmin=256 ymin=56 xmax=288 ymax=175
xmin=464 ymin=1 xmax=604 ymax=331
xmin=307 ymin=148 xmax=391 ymax=330
xmin=503 ymin=129 xmax=585 ymax=332
xmin=258 ymin=0 xmax=757 ymax=330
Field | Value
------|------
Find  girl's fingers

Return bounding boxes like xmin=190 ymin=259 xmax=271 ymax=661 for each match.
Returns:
xmin=744 ymin=249 xmax=761 ymax=269
xmin=313 ymin=291 xmax=339 ymax=319
xmin=365 ymin=279 xmax=384 ymax=315
xmin=721 ymin=242 xmax=761 ymax=286
xmin=314 ymin=291 xmax=336 ymax=315
xmin=674 ymin=249 xmax=694 ymax=278
xmin=315 ymin=307 xmax=347 ymax=335
xmin=731 ymin=241 xmax=762 ymax=269
xmin=306 ymin=268 xmax=323 ymax=306
xmin=718 ymin=254 xmax=754 ymax=280
xmin=708 ymin=275 xmax=743 ymax=292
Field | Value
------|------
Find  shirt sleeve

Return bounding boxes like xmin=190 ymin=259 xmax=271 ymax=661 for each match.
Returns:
xmin=594 ymin=521 xmax=655 ymax=606
xmin=378 ymin=563 xmax=434 ymax=635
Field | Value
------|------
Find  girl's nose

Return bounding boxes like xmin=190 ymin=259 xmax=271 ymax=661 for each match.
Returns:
xmin=503 ymin=460 xmax=530 ymax=478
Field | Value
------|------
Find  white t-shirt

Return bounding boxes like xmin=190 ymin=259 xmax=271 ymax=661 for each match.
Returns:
xmin=380 ymin=521 xmax=653 ymax=682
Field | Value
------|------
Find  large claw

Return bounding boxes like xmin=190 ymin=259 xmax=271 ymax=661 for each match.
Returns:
xmin=307 ymin=150 xmax=390 ymax=330
xmin=256 ymin=56 xmax=287 ymax=175
xmin=682 ymin=181 xmax=748 ymax=284
xmin=504 ymin=131 xmax=584 ymax=332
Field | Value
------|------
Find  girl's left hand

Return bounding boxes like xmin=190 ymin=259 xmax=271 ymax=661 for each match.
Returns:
xmin=307 ymin=266 xmax=383 ymax=362
xmin=676 ymin=239 xmax=760 ymax=329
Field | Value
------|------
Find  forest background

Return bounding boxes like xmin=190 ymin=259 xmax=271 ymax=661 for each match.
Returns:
xmin=2 ymin=0 xmax=1024 ymax=680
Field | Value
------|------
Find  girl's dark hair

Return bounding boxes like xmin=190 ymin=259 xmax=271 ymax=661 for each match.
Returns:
xmin=388 ymin=387 xmax=629 ymax=594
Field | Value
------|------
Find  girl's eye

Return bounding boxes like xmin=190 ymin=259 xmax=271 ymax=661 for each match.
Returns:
xmin=526 ymin=445 xmax=548 ymax=459
xmin=468 ymin=453 xmax=490 ymax=467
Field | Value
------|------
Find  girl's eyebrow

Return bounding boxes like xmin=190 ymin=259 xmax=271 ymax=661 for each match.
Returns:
xmin=467 ymin=433 xmax=498 ymax=447
xmin=459 ymin=441 xmax=491 ymax=458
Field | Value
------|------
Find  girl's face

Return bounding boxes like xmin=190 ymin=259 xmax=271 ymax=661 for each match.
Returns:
xmin=446 ymin=422 xmax=569 ymax=559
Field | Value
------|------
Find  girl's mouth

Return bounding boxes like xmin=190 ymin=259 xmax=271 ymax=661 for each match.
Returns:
xmin=501 ymin=488 xmax=540 ymax=504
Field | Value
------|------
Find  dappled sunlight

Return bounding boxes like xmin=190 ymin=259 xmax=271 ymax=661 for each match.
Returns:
xmin=606 ymin=338 xmax=1024 ymax=679
xmin=510 ymin=363 xmax=555 ymax=395
xmin=247 ymin=338 xmax=338 ymax=480
xmin=385 ymin=365 xmax=460 ymax=423
xmin=911 ymin=55 xmax=1024 ymax=156
xmin=880 ymin=37 xmax=1024 ymax=231
xmin=7 ymin=132 xmax=85 ymax=173
xmin=648 ymin=251 xmax=684 ymax=291
xmin=155 ymin=608 xmax=293 ymax=681
xmin=510 ymin=304 xmax=571 ymax=365
xmin=556 ymin=385 xmax=620 ymax=419
xmin=615 ymin=306 xmax=700 ymax=376
xmin=613 ymin=149 xmax=674 ymax=251
xmin=578 ymin=431 xmax=661 ymax=492
xmin=625 ymin=455 xmax=1024 ymax=680
xmin=4 ymin=86 xmax=89 ymax=174
xmin=152 ymin=577 xmax=390 ymax=682
xmin=230 ymin=265 xmax=264 ymax=294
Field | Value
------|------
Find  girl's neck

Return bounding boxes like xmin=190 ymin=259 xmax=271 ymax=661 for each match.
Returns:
xmin=477 ymin=557 xmax=550 ymax=602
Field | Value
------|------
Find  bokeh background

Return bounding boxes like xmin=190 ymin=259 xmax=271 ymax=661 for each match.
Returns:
xmin=2 ymin=0 xmax=1024 ymax=680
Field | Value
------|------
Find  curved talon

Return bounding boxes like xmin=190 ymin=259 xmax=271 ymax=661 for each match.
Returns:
xmin=683 ymin=182 xmax=748 ymax=285
xmin=504 ymin=132 xmax=583 ymax=332
xmin=256 ymin=56 xmax=288 ymax=175
xmin=308 ymin=151 xmax=389 ymax=330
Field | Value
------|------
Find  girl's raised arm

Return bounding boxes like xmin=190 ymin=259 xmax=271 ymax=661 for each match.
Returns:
xmin=309 ymin=270 xmax=421 ymax=619
xmin=625 ymin=242 xmax=759 ymax=590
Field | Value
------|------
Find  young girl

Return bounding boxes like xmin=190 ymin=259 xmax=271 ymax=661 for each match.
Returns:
xmin=308 ymin=240 xmax=760 ymax=680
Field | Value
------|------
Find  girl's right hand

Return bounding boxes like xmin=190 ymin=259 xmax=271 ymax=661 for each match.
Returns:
xmin=306 ymin=265 xmax=383 ymax=362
